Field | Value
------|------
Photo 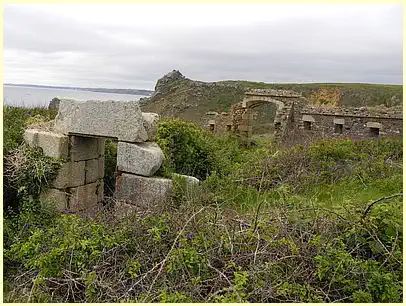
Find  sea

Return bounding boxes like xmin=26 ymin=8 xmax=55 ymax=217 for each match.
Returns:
xmin=3 ymin=85 xmax=149 ymax=108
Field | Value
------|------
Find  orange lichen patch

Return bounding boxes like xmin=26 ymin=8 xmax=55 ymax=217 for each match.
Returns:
xmin=309 ymin=87 xmax=343 ymax=107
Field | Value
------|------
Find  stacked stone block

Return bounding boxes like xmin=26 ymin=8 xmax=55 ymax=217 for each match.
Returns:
xmin=24 ymin=99 xmax=199 ymax=218
xmin=114 ymin=141 xmax=172 ymax=208
xmin=25 ymin=129 xmax=105 ymax=216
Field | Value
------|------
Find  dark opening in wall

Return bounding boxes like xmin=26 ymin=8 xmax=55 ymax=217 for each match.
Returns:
xmin=274 ymin=122 xmax=281 ymax=131
xmin=303 ymin=121 xmax=312 ymax=130
xmin=370 ymin=127 xmax=380 ymax=137
xmin=209 ymin=124 xmax=215 ymax=131
xmin=226 ymin=124 xmax=232 ymax=132
xmin=104 ymin=139 xmax=117 ymax=197
xmin=334 ymin=123 xmax=343 ymax=134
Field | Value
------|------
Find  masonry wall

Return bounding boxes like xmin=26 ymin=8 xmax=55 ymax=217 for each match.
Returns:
xmin=204 ymin=95 xmax=403 ymax=144
xmin=24 ymin=130 xmax=105 ymax=216
xmin=296 ymin=113 xmax=402 ymax=138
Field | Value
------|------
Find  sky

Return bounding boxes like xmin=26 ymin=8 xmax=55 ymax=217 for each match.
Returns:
xmin=3 ymin=3 xmax=403 ymax=90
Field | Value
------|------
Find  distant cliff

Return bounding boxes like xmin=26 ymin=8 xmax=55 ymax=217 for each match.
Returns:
xmin=140 ymin=70 xmax=245 ymax=123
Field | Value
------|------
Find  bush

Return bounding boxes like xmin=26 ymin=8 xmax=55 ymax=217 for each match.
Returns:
xmin=4 ymin=192 xmax=402 ymax=302
xmin=156 ymin=118 xmax=242 ymax=180
xmin=3 ymin=106 xmax=57 ymax=155
xmin=3 ymin=145 xmax=63 ymax=215
xmin=103 ymin=139 xmax=117 ymax=197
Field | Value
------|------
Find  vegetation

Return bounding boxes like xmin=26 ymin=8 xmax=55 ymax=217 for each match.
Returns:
xmin=141 ymin=73 xmax=402 ymax=123
xmin=3 ymin=108 xmax=403 ymax=303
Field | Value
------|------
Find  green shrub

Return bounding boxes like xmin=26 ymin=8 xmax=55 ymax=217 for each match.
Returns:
xmin=156 ymin=118 xmax=215 ymax=179
xmin=3 ymin=145 xmax=63 ymax=214
xmin=3 ymin=106 xmax=57 ymax=155
xmin=103 ymin=139 xmax=117 ymax=196
xmin=156 ymin=118 xmax=243 ymax=180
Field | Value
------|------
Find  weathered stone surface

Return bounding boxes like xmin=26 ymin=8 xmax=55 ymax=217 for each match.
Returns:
xmin=40 ymin=188 xmax=68 ymax=211
xmin=117 ymin=142 xmax=164 ymax=176
xmin=24 ymin=129 xmax=69 ymax=158
xmin=70 ymin=136 xmax=104 ymax=161
xmin=98 ymin=139 xmax=105 ymax=156
xmin=302 ymin=115 xmax=316 ymax=123
xmin=52 ymin=161 xmax=85 ymax=188
xmin=54 ymin=99 xmax=149 ymax=142
xmin=69 ymin=180 xmax=103 ymax=213
xmin=333 ymin=118 xmax=345 ymax=125
xmin=85 ymin=158 xmax=104 ymax=184
xmin=115 ymin=173 xmax=172 ymax=206
xmin=366 ymin=122 xmax=383 ymax=129
xmin=142 ymin=113 xmax=159 ymax=140
xmin=97 ymin=180 xmax=104 ymax=203
xmin=172 ymin=173 xmax=200 ymax=185
xmin=114 ymin=202 xmax=136 ymax=219
xmin=48 ymin=97 xmax=61 ymax=111
xmin=24 ymin=129 xmax=39 ymax=145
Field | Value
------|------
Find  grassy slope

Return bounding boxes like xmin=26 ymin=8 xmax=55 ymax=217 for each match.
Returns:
xmin=141 ymin=77 xmax=402 ymax=123
xmin=141 ymin=79 xmax=246 ymax=124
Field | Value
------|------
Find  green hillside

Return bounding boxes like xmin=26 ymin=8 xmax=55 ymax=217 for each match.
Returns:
xmin=141 ymin=71 xmax=403 ymax=123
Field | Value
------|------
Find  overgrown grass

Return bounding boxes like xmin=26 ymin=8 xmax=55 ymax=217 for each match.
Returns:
xmin=3 ymin=114 xmax=402 ymax=303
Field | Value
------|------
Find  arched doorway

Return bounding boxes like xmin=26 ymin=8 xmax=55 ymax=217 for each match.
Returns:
xmin=239 ymin=96 xmax=286 ymax=140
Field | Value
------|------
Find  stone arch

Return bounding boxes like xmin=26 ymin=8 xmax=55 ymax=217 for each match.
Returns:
xmin=242 ymin=95 xmax=285 ymax=111
xmin=238 ymin=95 xmax=294 ymax=140
xmin=241 ymin=96 xmax=286 ymax=138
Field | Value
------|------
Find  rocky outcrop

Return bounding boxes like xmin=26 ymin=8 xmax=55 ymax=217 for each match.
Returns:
xmin=141 ymin=70 xmax=246 ymax=123
xmin=48 ymin=97 xmax=61 ymax=111
xmin=152 ymin=70 xmax=186 ymax=98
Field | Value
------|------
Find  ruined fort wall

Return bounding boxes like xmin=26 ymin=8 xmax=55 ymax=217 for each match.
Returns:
xmin=296 ymin=105 xmax=403 ymax=139
xmin=203 ymin=89 xmax=403 ymax=144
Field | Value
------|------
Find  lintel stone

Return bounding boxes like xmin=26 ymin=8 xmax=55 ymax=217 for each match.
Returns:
xmin=302 ymin=115 xmax=316 ymax=123
xmin=54 ymin=99 xmax=149 ymax=142
xmin=366 ymin=122 xmax=383 ymax=129
xmin=334 ymin=118 xmax=345 ymax=125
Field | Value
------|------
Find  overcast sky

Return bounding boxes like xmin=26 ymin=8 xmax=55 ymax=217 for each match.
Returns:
xmin=4 ymin=4 xmax=403 ymax=89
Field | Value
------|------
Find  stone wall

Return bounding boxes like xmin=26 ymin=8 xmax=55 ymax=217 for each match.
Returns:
xmin=25 ymin=130 xmax=105 ymax=216
xmin=296 ymin=105 xmax=403 ymax=139
xmin=24 ymin=99 xmax=192 ymax=218
xmin=203 ymin=90 xmax=403 ymax=143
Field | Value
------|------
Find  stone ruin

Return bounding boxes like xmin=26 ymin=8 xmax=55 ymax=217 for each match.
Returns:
xmin=24 ymin=99 xmax=193 ymax=218
xmin=204 ymin=88 xmax=403 ymax=143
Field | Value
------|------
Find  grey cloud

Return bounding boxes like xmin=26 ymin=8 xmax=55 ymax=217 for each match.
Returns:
xmin=4 ymin=4 xmax=402 ymax=88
